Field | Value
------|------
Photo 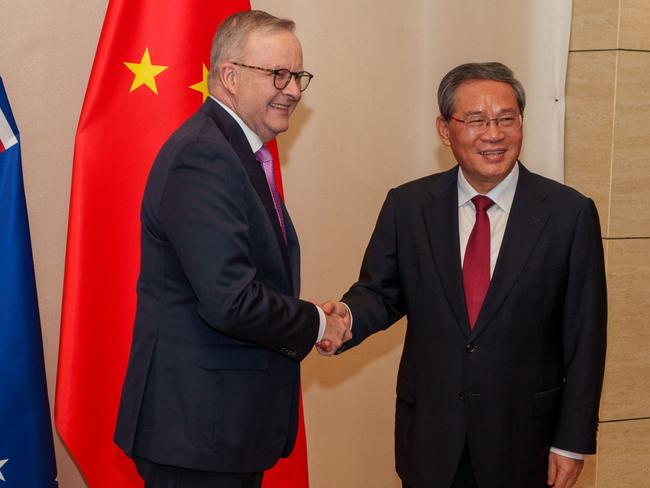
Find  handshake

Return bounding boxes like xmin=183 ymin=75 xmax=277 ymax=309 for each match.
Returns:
xmin=314 ymin=301 xmax=352 ymax=357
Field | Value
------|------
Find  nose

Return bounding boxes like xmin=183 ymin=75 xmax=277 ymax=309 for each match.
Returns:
xmin=282 ymin=75 xmax=302 ymax=99
xmin=481 ymin=119 xmax=505 ymax=141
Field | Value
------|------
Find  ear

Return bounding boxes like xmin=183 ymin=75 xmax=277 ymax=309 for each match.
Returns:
xmin=436 ymin=116 xmax=451 ymax=147
xmin=219 ymin=62 xmax=239 ymax=95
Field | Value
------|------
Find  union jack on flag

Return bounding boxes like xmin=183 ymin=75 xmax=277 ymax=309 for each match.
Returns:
xmin=0 ymin=92 xmax=18 ymax=151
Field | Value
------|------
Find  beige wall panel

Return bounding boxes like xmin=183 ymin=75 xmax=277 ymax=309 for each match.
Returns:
xmin=569 ymin=0 xmax=620 ymax=51
xmin=564 ymin=51 xmax=616 ymax=235
xmin=619 ymin=0 xmax=650 ymax=50
xmin=302 ymin=324 xmax=405 ymax=487
xmin=599 ymin=239 xmax=650 ymax=421
xmin=597 ymin=419 xmax=650 ymax=487
xmin=609 ymin=52 xmax=650 ymax=237
xmin=574 ymin=453 xmax=597 ymax=488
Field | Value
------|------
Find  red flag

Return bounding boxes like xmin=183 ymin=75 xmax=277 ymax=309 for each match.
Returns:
xmin=55 ymin=2 xmax=309 ymax=486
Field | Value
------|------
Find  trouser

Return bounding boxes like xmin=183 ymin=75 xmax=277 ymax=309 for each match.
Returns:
xmin=403 ymin=441 xmax=478 ymax=488
xmin=135 ymin=457 xmax=263 ymax=488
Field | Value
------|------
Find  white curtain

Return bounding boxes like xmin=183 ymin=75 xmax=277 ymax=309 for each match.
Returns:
xmin=426 ymin=0 xmax=573 ymax=181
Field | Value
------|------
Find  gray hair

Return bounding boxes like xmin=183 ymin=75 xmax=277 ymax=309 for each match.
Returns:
xmin=208 ymin=10 xmax=295 ymax=85
xmin=437 ymin=62 xmax=526 ymax=120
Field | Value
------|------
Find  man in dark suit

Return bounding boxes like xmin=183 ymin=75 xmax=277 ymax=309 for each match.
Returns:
xmin=321 ymin=63 xmax=607 ymax=488
xmin=114 ymin=10 xmax=350 ymax=488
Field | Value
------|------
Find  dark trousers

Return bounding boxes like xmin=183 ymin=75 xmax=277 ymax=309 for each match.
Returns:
xmin=403 ymin=441 xmax=478 ymax=488
xmin=135 ymin=457 xmax=263 ymax=488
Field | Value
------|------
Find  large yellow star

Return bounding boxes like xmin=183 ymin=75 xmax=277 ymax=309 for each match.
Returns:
xmin=189 ymin=64 xmax=210 ymax=102
xmin=123 ymin=48 xmax=168 ymax=94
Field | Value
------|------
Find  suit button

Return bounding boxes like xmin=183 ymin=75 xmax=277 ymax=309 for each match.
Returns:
xmin=466 ymin=343 xmax=477 ymax=353
xmin=458 ymin=392 xmax=465 ymax=401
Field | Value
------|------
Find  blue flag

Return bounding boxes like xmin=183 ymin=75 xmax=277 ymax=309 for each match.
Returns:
xmin=0 ymin=78 xmax=58 ymax=487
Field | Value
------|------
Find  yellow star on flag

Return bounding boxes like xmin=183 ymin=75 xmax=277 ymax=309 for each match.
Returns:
xmin=190 ymin=64 xmax=210 ymax=102
xmin=124 ymin=48 xmax=168 ymax=94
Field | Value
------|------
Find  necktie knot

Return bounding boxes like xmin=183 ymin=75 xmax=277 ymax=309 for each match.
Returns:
xmin=472 ymin=195 xmax=494 ymax=213
xmin=255 ymin=145 xmax=273 ymax=167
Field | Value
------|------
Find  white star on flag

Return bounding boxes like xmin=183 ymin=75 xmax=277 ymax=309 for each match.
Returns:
xmin=0 ymin=459 xmax=8 ymax=482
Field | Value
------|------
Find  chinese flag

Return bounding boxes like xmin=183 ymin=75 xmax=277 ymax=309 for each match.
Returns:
xmin=55 ymin=2 xmax=308 ymax=487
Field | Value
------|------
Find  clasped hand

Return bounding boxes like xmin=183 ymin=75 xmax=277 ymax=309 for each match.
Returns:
xmin=315 ymin=301 xmax=352 ymax=356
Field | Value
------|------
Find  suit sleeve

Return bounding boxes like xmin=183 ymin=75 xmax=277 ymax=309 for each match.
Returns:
xmin=339 ymin=189 xmax=406 ymax=351
xmin=159 ymin=139 xmax=318 ymax=361
xmin=553 ymin=198 xmax=607 ymax=453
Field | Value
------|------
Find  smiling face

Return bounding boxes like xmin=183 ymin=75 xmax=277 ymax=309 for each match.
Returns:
xmin=436 ymin=79 xmax=522 ymax=193
xmin=229 ymin=29 xmax=303 ymax=142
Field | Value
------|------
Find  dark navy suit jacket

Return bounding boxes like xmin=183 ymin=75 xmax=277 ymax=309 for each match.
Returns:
xmin=115 ymin=98 xmax=318 ymax=472
xmin=340 ymin=164 xmax=607 ymax=488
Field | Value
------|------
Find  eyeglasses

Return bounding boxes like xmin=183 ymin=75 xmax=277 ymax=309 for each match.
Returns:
xmin=449 ymin=113 xmax=522 ymax=133
xmin=231 ymin=62 xmax=314 ymax=92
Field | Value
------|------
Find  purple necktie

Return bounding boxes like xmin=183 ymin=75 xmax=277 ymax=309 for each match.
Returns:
xmin=463 ymin=195 xmax=495 ymax=329
xmin=255 ymin=145 xmax=287 ymax=243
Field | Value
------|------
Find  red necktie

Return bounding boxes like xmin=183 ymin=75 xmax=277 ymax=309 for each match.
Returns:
xmin=463 ymin=195 xmax=495 ymax=329
xmin=255 ymin=145 xmax=287 ymax=243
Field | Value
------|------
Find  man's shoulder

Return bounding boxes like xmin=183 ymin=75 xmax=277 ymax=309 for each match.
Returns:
xmin=153 ymin=103 xmax=238 ymax=167
xmin=145 ymin=103 xmax=244 ymax=187
xmin=167 ymin=103 xmax=226 ymax=146
xmin=519 ymin=165 xmax=592 ymax=207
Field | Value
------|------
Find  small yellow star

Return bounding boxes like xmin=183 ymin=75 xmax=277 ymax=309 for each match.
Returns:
xmin=124 ymin=47 xmax=168 ymax=94
xmin=189 ymin=64 xmax=210 ymax=102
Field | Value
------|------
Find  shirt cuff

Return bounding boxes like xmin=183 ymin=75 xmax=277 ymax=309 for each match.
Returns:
xmin=340 ymin=301 xmax=353 ymax=330
xmin=550 ymin=447 xmax=585 ymax=460
xmin=315 ymin=305 xmax=326 ymax=343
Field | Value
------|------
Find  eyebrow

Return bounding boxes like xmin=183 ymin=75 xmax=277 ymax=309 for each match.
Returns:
xmin=462 ymin=108 xmax=519 ymax=116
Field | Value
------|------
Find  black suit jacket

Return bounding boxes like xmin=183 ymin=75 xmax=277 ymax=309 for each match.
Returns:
xmin=341 ymin=164 xmax=607 ymax=488
xmin=114 ymin=98 xmax=319 ymax=472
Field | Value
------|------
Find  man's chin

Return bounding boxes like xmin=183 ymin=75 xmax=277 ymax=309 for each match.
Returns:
xmin=268 ymin=123 xmax=290 ymax=139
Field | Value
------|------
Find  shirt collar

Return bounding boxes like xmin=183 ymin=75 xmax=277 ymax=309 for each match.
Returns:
xmin=457 ymin=161 xmax=519 ymax=213
xmin=210 ymin=95 xmax=263 ymax=153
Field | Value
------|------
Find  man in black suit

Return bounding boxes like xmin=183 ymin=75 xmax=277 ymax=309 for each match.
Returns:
xmin=114 ymin=10 xmax=350 ymax=488
xmin=321 ymin=63 xmax=606 ymax=488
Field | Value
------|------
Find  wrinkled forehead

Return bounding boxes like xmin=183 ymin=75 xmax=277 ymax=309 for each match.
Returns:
xmin=453 ymin=79 xmax=519 ymax=114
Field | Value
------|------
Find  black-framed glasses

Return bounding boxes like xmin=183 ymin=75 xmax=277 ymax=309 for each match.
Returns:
xmin=231 ymin=62 xmax=314 ymax=92
xmin=449 ymin=113 xmax=522 ymax=133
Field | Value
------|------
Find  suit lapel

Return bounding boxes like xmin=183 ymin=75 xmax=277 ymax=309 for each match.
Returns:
xmin=200 ymin=99 xmax=294 ymax=292
xmin=470 ymin=164 xmax=549 ymax=339
xmin=422 ymin=166 xmax=471 ymax=339
xmin=283 ymin=206 xmax=301 ymax=297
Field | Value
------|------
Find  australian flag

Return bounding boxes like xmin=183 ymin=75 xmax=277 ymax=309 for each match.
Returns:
xmin=0 ymin=77 xmax=58 ymax=486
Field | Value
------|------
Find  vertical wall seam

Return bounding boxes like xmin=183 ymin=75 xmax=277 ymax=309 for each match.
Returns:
xmin=606 ymin=0 xmax=623 ymax=241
